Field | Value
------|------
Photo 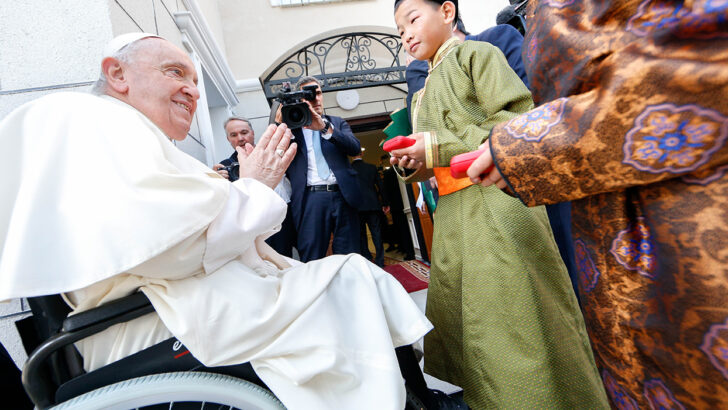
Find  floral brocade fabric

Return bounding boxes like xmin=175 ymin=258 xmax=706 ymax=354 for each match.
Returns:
xmin=490 ymin=0 xmax=728 ymax=408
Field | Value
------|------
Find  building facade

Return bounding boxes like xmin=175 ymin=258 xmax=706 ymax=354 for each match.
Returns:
xmin=0 ymin=0 xmax=508 ymax=368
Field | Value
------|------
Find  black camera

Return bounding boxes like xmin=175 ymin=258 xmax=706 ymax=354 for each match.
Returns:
xmin=221 ymin=163 xmax=237 ymax=173
xmin=276 ymin=84 xmax=319 ymax=129
xmin=221 ymin=161 xmax=239 ymax=181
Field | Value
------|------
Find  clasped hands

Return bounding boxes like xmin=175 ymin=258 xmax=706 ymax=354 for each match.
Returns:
xmin=237 ymin=123 xmax=297 ymax=189
xmin=389 ymin=137 xmax=507 ymax=189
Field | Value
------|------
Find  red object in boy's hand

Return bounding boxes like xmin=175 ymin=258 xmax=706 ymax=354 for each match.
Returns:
xmin=383 ymin=136 xmax=416 ymax=152
xmin=450 ymin=149 xmax=492 ymax=179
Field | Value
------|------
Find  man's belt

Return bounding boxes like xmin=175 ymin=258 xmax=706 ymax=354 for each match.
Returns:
xmin=307 ymin=184 xmax=340 ymax=192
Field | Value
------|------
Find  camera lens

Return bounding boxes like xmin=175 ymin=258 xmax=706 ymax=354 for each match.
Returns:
xmin=281 ymin=102 xmax=311 ymax=129
xmin=289 ymin=107 xmax=304 ymax=123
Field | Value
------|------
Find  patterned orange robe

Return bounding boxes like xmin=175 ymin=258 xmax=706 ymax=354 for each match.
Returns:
xmin=489 ymin=0 xmax=728 ymax=408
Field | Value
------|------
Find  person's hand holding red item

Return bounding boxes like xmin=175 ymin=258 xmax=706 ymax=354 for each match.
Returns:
xmin=387 ymin=133 xmax=425 ymax=170
xmin=466 ymin=142 xmax=507 ymax=189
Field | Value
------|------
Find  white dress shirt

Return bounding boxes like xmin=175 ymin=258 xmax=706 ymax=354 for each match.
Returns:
xmin=302 ymin=127 xmax=337 ymax=186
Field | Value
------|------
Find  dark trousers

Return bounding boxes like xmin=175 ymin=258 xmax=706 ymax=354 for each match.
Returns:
xmin=296 ymin=190 xmax=360 ymax=262
xmin=391 ymin=210 xmax=415 ymax=259
xmin=2 ymin=342 xmax=32 ymax=409
xmin=265 ymin=205 xmax=296 ymax=258
xmin=545 ymin=201 xmax=579 ymax=302
xmin=358 ymin=210 xmax=384 ymax=267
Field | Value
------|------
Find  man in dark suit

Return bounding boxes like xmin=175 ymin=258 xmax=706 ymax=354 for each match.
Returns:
xmin=213 ymin=116 xmax=296 ymax=257
xmin=381 ymin=164 xmax=415 ymax=261
xmin=351 ymin=153 xmax=389 ymax=267
xmin=283 ymin=76 xmax=362 ymax=262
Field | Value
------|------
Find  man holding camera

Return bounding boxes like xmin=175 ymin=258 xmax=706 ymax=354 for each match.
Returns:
xmin=0 ymin=33 xmax=433 ymax=409
xmin=213 ymin=116 xmax=255 ymax=181
xmin=214 ymin=117 xmax=296 ymax=257
xmin=281 ymin=76 xmax=362 ymax=262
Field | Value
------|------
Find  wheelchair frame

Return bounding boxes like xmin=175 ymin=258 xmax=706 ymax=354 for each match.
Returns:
xmin=19 ymin=292 xmax=434 ymax=409
xmin=19 ymin=292 xmax=268 ymax=409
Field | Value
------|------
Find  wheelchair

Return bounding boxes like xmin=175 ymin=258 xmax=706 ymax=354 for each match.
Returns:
xmin=17 ymin=291 xmax=432 ymax=409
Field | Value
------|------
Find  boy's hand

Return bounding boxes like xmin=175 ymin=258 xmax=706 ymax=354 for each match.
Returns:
xmin=389 ymin=132 xmax=426 ymax=169
xmin=467 ymin=143 xmax=507 ymax=189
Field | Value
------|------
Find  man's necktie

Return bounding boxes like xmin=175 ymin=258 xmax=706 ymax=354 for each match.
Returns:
xmin=312 ymin=130 xmax=331 ymax=180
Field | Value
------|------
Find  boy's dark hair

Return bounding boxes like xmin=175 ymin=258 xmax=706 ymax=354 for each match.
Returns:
xmin=455 ymin=17 xmax=469 ymax=36
xmin=394 ymin=0 xmax=461 ymax=29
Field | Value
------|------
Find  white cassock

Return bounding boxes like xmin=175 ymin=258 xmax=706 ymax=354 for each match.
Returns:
xmin=0 ymin=92 xmax=432 ymax=409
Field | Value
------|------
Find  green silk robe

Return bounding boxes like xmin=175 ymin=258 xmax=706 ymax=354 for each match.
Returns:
xmin=408 ymin=38 xmax=609 ymax=408
xmin=489 ymin=1 xmax=728 ymax=408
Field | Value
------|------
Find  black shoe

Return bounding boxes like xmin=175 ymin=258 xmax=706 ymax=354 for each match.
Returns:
xmin=430 ymin=390 xmax=469 ymax=409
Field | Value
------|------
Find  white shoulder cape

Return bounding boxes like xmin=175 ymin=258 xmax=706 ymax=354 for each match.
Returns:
xmin=0 ymin=92 xmax=229 ymax=300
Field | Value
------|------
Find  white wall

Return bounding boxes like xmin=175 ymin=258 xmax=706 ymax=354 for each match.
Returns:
xmin=218 ymin=0 xmax=510 ymax=80
xmin=215 ymin=0 xmax=509 ymax=146
xmin=196 ymin=0 xmax=228 ymax=55
xmin=0 ymin=0 xmax=512 ymax=370
xmin=0 ymin=0 xmax=113 ymax=119
xmin=0 ymin=0 xmax=234 ymax=369
xmin=0 ymin=0 xmax=114 ymax=368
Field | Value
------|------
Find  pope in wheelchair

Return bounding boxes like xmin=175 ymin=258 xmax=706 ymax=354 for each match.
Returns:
xmin=0 ymin=33 xmax=439 ymax=409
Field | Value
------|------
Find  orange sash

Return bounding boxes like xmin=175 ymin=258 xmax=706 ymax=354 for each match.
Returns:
xmin=433 ymin=167 xmax=473 ymax=196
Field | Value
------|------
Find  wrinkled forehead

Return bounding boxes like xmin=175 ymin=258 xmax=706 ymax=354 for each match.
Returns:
xmin=226 ymin=120 xmax=253 ymax=133
xmin=137 ymin=38 xmax=194 ymax=66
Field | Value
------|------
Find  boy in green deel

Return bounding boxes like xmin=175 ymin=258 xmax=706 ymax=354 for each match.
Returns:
xmin=391 ymin=0 xmax=609 ymax=408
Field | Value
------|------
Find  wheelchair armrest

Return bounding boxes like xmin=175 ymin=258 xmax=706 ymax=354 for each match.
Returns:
xmin=24 ymin=292 xmax=155 ymax=409
xmin=62 ymin=292 xmax=152 ymax=332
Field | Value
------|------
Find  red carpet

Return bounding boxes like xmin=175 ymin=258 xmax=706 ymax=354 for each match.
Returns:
xmin=383 ymin=260 xmax=430 ymax=293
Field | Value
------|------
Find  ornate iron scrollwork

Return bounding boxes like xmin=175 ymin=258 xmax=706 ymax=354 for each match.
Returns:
xmin=262 ymin=31 xmax=407 ymax=104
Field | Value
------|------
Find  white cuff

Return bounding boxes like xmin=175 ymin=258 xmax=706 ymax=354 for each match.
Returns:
xmin=202 ymin=179 xmax=286 ymax=274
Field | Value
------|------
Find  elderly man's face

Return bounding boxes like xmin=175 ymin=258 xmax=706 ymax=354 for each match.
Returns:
xmin=122 ymin=39 xmax=200 ymax=140
xmin=225 ymin=120 xmax=255 ymax=149
xmin=300 ymin=81 xmax=324 ymax=116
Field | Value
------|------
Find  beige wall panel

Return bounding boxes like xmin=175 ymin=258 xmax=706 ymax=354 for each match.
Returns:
xmin=219 ymin=0 xmax=393 ymax=79
xmin=327 ymin=100 xmax=386 ymax=118
xmin=235 ymin=89 xmax=274 ymax=119
xmin=108 ymin=0 xmax=157 ymax=35
xmin=195 ymin=0 xmax=228 ymax=54
xmin=383 ymin=98 xmax=405 ymax=113
xmin=0 ymin=0 xmax=111 ymax=90
xmin=155 ymin=2 xmax=186 ymax=49
xmin=217 ymin=0 xmax=510 ymax=80
xmin=355 ymin=85 xmax=407 ymax=101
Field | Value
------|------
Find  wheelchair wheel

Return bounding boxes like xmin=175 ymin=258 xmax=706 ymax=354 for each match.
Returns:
xmin=50 ymin=371 xmax=285 ymax=410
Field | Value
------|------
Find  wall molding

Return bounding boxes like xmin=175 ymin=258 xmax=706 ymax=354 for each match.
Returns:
xmin=235 ymin=78 xmax=263 ymax=93
xmin=175 ymin=1 xmax=239 ymax=107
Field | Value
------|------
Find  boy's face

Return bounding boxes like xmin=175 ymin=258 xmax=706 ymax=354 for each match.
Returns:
xmin=395 ymin=0 xmax=455 ymax=61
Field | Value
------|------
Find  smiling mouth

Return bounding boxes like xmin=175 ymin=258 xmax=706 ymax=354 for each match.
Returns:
xmin=174 ymin=102 xmax=191 ymax=113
